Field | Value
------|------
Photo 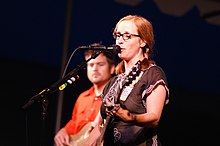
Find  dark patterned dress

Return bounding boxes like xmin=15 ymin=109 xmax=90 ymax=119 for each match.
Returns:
xmin=100 ymin=65 xmax=169 ymax=146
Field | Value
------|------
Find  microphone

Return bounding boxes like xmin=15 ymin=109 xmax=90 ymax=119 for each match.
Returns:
xmin=79 ymin=44 xmax=121 ymax=53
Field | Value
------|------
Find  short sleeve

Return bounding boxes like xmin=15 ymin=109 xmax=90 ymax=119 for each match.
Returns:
xmin=141 ymin=65 xmax=169 ymax=104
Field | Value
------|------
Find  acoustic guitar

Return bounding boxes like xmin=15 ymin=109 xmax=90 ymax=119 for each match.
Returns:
xmin=97 ymin=61 xmax=141 ymax=146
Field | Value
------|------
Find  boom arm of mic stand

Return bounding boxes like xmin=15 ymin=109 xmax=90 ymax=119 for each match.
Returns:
xmin=22 ymin=51 xmax=102 ymax=110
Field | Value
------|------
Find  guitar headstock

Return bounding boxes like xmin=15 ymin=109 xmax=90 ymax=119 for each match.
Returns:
xmin=124 ymin=60 xmax=141 ymax=85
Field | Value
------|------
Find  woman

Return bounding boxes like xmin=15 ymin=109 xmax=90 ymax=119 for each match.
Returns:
xmin=85 ymin=14 xmax=169 ymax=146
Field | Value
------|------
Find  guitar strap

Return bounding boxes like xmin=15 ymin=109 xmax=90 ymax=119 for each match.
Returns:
xmin=103 ymin=60 xmax=141 ymax=108
xmin=103 ymin=73 xmax=126 ymax=108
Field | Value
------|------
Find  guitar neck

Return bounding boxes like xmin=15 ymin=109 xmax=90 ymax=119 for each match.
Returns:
xmin=97 ymin=116 xmax=111 ymax=146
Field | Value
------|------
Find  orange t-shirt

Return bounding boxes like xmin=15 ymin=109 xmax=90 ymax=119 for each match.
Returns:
xmin=64 ymin=86 xmax=102 ymax=135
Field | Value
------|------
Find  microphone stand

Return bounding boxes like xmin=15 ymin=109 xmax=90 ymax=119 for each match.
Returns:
xmin=22 ymin=50 xmax=102 ymax=146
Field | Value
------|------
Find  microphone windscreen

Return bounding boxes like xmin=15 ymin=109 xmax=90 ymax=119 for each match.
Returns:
xmin=112 ymin=44 xmax=121 ymax=53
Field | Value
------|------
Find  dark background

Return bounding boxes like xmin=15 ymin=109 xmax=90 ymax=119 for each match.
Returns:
xmin=1 ymin=0 xmax=220 ymax=146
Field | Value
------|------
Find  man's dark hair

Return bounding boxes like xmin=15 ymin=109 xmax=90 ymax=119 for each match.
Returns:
xmin=84 ymin=46 xmax=115 ymax=66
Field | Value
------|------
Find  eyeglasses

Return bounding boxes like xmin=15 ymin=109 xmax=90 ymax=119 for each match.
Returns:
xmin=113 ymin=32 xmax=140 ymax=41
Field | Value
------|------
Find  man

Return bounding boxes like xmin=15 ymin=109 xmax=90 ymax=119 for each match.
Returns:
xmin=54 ymin=49 xmax=115 ymax=146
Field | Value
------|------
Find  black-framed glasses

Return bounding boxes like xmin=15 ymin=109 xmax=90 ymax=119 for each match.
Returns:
xmin=113 ymin=32 xmax=140 ymax=40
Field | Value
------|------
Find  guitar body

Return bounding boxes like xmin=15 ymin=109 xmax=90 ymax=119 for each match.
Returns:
xmin=69 ymin=122 xmax=94 ymax=146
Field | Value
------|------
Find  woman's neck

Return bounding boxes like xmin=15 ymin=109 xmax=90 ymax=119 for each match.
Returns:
xmin=124 ymin=53 xmax=144 ymax=74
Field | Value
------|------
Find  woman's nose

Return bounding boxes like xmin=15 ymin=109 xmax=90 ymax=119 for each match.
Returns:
xmin=117 ymin=37 xmax=124 ymax=44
